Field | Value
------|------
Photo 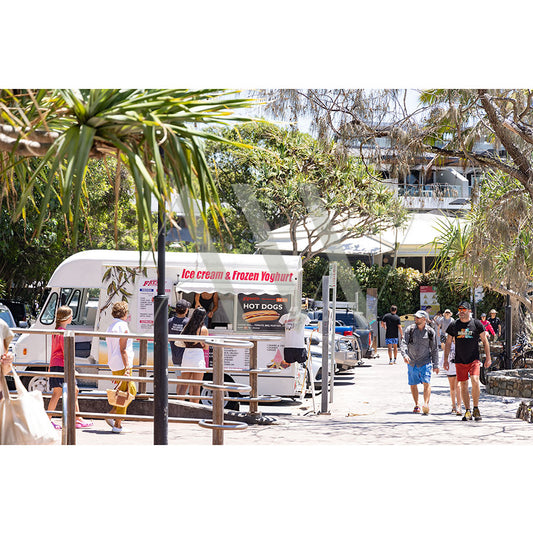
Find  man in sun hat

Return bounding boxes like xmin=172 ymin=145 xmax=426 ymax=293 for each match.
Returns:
xmin=400 ymin=310 xmax=439 ymax=415
xmin=444 ymin=301 xmax=491 ymax=421
xmin=487 ymin=309 xmax=502 ymax=341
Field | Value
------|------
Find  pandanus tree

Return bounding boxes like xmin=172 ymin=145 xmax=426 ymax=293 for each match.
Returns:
xmin=0 ymin=89 xmax=257 ymax=251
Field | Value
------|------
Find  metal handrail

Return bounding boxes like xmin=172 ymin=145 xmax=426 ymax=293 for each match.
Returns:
xmin=12 ymin=327 xmax=254 ymax=445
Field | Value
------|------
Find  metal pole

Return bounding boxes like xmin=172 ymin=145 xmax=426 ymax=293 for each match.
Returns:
xmin=154 ymin=204 xmax=168 ymax=445
xmin=320 ymin=276 xmax=330 ymax=414
xmin=329 ymin=262 xmax=337 ymax=403
xmin=138 ymin=339 xmax=148 ymax=394
xmin=64 ymin=331 xmax=76 ymax=445
xmin=505 ymin=294 xmax=512 ymax=369
xmin=212 ymin=346 xmax=224 ymax=445
xmin=249 ymin=341 xmax=259 ymax=415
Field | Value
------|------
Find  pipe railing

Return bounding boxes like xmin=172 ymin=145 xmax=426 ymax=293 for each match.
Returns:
xmin=13 ymin=328 xmax=285 ymax=416
xmin=12 ymin=328 xmax=253 ymax=445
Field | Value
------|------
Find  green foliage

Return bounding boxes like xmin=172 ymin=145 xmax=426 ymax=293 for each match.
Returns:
xmin=0 ymin=158 xmax=150 ymax=302
xmin=204 ymin=122 xmax=407 ymax=261
xmin=1 ymin=89 xmax=257 ymax=251
xmin=302 ymin=258 xmax=480 ymax=317
xmin=352 ymin=263 xmax=422 ymax=317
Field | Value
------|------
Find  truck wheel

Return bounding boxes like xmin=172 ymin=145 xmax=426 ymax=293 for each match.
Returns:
xmin=200 ymin=373 xmax=240 ymax=411
xmin=22 ymin=372 xmax=50 ymax=393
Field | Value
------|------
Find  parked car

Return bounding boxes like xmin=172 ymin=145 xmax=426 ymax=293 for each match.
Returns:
xmin=305 ymin=330 xmax=363 ymax=374
xmin=307 ymin=309 xmax=374 ymax=357
xmin=0 ymin=303 xmax=20 ymax=389
xmin=0 ymin=299 xmax=31 ymax=327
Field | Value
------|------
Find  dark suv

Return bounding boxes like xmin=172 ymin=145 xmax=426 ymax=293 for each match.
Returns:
xmin=0 ymin=300 xmax=31 ymax=327
xmin=307 ymin=309 xmax=374 ymax=357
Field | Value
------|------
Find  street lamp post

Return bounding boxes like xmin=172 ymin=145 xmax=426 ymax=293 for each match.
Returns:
xmin=153 ymin=203 xmax=169 ymax=444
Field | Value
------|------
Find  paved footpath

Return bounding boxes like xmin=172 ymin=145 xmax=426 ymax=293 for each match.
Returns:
xmin=76 ymin=348 xmax=532 ymax=445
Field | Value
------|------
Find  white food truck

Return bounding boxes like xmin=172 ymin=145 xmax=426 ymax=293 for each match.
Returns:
xmin=14 ymin=250 xmax=318 ymax=405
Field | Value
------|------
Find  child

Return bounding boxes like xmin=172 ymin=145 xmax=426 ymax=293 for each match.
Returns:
xmin=47 ymin=306 xmax=93 ymax=429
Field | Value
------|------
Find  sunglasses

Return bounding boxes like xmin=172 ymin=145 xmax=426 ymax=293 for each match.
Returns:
xmin=458 ymin=307 xmax=468 ymax=311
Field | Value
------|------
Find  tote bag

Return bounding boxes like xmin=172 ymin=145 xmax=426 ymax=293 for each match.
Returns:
xmin=106 ymin=382 xmax=135 ymax=408
xmin=0 ymin=368 xmax=59 ymax=445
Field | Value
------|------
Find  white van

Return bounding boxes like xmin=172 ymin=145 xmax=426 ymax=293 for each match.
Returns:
xmin=14 ymin=250 xmax=319 ymax=404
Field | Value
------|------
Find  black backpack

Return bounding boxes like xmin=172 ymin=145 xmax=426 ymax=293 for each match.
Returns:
xmin=407 ymin=324 xmax=434 ymax=344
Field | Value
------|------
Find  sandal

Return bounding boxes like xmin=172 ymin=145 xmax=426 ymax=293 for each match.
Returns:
xmin=51 ymin=421 xmax=62 ymax=430
xmin=75 ymin=420 xmax=93 ymax=429
xmin=413 ymin=406 xmax=421 ymax=413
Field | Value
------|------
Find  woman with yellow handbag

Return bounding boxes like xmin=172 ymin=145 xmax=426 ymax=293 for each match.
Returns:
xmin=105 ymin=301 xmax=137 ymax=433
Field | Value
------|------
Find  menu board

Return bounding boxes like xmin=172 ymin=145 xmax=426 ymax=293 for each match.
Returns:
xmin=137 ymin=277 xmax=172 ymax=332
xmin=236 ymin=293 xmax=290 ymax=332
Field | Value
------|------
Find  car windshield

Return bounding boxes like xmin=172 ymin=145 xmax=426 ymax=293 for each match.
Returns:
xmin=0 ymin=309 xmax=16 ymax=328
xmin=353 ymin=313 xmax=370 ymax=329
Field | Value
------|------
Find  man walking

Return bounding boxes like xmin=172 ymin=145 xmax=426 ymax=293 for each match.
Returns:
xmin=444 ymin=302 xmax=491 ymax=421
xmin=381 ymin=305 xmax=403 ymax=364
xmin=400 ymin=310 xmax=439 ymax=415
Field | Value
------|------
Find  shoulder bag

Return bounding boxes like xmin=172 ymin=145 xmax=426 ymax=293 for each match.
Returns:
xmin=0 ymin=367 xmax=60 ymax=445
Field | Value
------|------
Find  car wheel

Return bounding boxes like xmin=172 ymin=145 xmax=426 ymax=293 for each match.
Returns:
xmin=200 ymin=373 xmax=240 ymax=411
xmin=22 ymin=373 xmax=51 ymax=393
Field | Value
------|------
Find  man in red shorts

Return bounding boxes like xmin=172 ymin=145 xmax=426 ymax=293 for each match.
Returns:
xmin=443 ymin=302 xmax=491 ymax=421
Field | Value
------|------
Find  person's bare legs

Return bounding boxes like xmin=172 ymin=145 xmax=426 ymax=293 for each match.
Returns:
xmin=188 ymin=372 xmax=204 ymax=403
xmin=47 ymin=387 xmax=62 ymax=420
xmin=447 ymin=376 xmax=458 ymax=411
xmin=410 ymin=385 xmax=419 ymax=407
xmin=422 ymin=382 xmax=431 ymax=412
xmin=471 ymin=375 xmax=481 ymax=406
xmin=460 ymin=380 xmax=470 ymax=411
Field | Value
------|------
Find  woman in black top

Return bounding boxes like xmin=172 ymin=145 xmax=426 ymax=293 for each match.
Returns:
xmin=175 ymin=307 xmax=209 ymax=403
xmin=194 ymin=292 xmax=218 ymax=328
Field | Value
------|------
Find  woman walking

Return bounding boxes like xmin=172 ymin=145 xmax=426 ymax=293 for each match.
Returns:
xmin=47 ymin=306 xmax=93 ymax=429
xmin=176 ymin=307 xmax=209 ymax=403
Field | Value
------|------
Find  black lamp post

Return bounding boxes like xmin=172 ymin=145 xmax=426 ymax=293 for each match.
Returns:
xmin=153 ymin=202 xmax=169 ymax=444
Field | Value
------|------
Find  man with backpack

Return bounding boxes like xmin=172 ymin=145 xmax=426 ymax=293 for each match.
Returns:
xmin=399 ymin=310 xmax=439 ymax=415
xmin=444 ymin=302 xmax=491 ymax=421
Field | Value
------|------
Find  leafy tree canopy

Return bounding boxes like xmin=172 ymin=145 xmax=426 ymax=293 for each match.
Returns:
xmin=205 ymin=122 xmax=407 ymax=263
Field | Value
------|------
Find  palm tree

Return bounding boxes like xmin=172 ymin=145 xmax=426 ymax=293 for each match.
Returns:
xmin=0 ymin=89 xmax=257 ymax=250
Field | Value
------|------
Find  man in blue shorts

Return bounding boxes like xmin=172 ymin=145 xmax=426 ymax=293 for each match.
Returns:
xmin=400 ymin=310 xmax=439 ymax=415
xmin=381 ymin=305 xmax=403 ymax=364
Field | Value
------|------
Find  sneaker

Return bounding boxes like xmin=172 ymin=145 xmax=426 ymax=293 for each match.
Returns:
xmin=451 ymin=407 xmax=457 ymax=414
xmin=105 ymin=418 xmax=114 ymax=428
xmin=456 ymin=409 xmax=462 ymax=416
xmin=393 ymin=359 xmax=397 ymax=364
xmin=473 ymin=407 xmax=482 ymax=421
xmin=413 ymin=406 xmax=421 ymax=413
xmin=462 ymin=410 xmax=472 ymax=421
xmin=389 ymin=360 xmax=394 ymax=365
xmin=111 ymin=425 xmax=123 ymax=434
xmin=422 ymin=405 xmax=430 ymax=415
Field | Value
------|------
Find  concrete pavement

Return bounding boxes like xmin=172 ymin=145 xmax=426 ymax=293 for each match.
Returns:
xmin=74 ymin=348 xmax=531 ymax=445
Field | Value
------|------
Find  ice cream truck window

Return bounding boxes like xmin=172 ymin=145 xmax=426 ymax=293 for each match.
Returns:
xmin=41 ymin=292 xmax=59 ymax=325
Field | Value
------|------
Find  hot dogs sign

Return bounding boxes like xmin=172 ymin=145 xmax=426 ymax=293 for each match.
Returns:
xmin=237 ymin=294 xmax=290 ymax=331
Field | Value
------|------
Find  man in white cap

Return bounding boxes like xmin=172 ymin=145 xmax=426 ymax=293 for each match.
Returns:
xmin=399 ymin=310 xmax=439 ymax=415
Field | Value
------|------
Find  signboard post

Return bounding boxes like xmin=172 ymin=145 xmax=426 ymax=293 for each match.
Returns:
xmin=329 ymin=262 xmax=337 ymax=403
